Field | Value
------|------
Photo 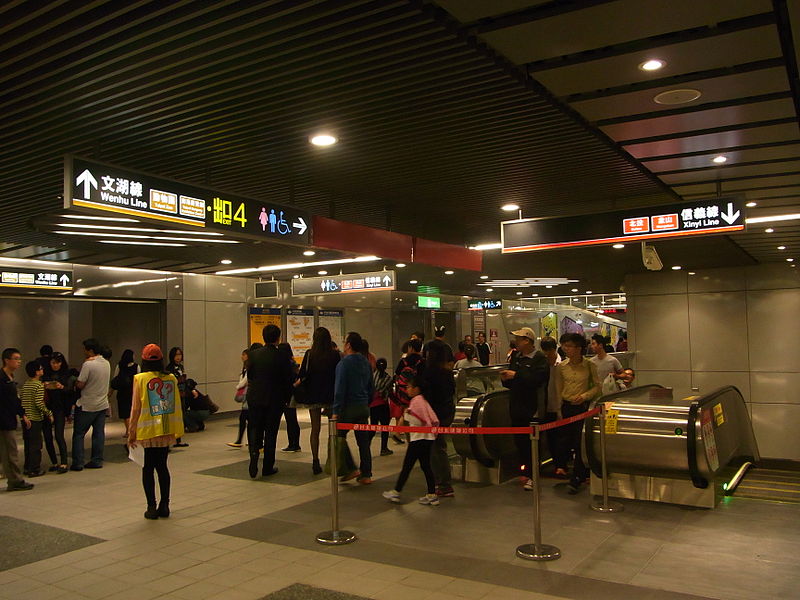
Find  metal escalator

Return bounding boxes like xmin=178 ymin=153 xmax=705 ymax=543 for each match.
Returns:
xmin=726 ymin=466 xmax=800 ymax=504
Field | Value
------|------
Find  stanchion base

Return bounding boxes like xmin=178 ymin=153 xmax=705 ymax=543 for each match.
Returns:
xmin=590 ymin=499 xmax=624 ymax=513
xmin=316 ymin=530 xmax=357 ymax=545
xmin=516 ymin=543 xmax=561 ymax=561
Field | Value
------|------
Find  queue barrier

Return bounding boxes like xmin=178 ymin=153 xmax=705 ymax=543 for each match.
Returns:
xmin=317 ymin=406 xmax=614 ymax=561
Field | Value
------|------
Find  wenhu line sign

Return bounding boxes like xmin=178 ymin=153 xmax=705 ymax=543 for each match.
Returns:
xmin=291 ymin=271 xmax=396 ymax=296
xmin=502 ymin=197 xmax=746 ymax=253
xmin=64 ymin=155 xmax=311 ymax=244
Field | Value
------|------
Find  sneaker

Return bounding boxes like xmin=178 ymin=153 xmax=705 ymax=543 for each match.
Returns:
xmin=280 ymin=446 xmax=301 ymax=453
xmin=391 ymin=434 xmax=405 ymax=445
xmin=27 ymin=470 xmax=46 ymax=478
xmin=340 ymin=470 xmax=361 ymax=482
xmin=357 ymin=476 xmax=373 ymax=485
xmin=83 ymin=462 xmax=103 ymax=469
xmin=380 ymin=448 xmax=394 ymax=456
xmin=157 ymin=502 xmax=170 ymax=518
xmin=144 ymin=506 xmax=159 ymax=520
xmin=7 ymin=481 xmax=34 ymax=491
xmin=57 ymin=465 xmax=69 ymax=474
xmin=523 ymin=478 xmax=533 ymax=491
xmin=226 ymin=442 xmax=243 ymax=448
xmin=69 ymin=465 xmax=83 ymax=472
xmin=419 ymin=494 xmax=440 ymax=506
xmin=435 ymin=486 xmax=454 ymax=498
xmin=382 ymin=489 xmax=401 ymax=503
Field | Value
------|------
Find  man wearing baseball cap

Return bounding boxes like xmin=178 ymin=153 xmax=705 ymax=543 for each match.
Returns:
xmin=500 ymin=327 xmax=548 ymax=491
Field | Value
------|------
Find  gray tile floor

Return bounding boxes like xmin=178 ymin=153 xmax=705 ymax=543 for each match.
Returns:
xmin=0 ymin=413 xmax=798 ymax=600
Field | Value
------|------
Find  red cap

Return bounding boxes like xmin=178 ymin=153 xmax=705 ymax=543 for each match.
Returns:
xmin=141 ymin=343 xmax=163 ymax=361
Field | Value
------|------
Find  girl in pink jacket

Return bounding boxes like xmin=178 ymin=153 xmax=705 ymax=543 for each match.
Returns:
xmin=382 ymin=376 xmax=440 ymax=505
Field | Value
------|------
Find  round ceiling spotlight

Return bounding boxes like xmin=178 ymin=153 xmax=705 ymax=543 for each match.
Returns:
xmin=612 ymin=243 xmax=625 ymax=249
xmin=745 ymin=201 xmax=757 ymax=207
xmin=303 ymin=250 xmax=315 ymax=256
xmin=712 ymin=155 xmax=728 ymax=164
xmin=310 ymin=134 xmax=337 ymax=147
xmin=444 ymin=270 xmax=454 ymax=275
xmin=409 ymin=279 xmax=418 ymax=284
xmin=501 ymin=203 xmax=520 ymax=212
xmin=395 ymin=263 xmax=406 ymax=268
xmin=654 ymin=89 xmax=701 ymax=105
xmin=318 ymin=270 xmax=327 ymax=275
xmin=671 ymin=265 xmax=682 ymax=270
xmin=220 ymin=259 xmax=232 ymax=265
xmin=765 ymin=228 xmax=774 ymax=233
xmin=778 ymin=246 xmax=787 ymax=250
xmin=639 ymin=59 xmax=666 ymax=71
xmin=571 ymin=288 xmax=578 ymax=292
xmin=479 ymin=275 xmax=489 ymax=280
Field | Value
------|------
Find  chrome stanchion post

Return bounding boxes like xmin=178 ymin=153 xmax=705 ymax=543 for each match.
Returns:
xmin=316 ymin=417 xmax=357 ymax=545
xmin=591 ymin=403 xmax=623 ymax=513
xmin=516 ymin=422 xmax=561 ymax=561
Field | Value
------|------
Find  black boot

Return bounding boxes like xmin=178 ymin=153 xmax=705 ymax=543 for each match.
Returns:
xmin=312 ymin=459 xmax=322 ymax=475
xmin=248 ymin=453 xmax=259 ymax=479
xmin=157 ymin=500 xmax=170 ymax=518
xmin=144 ymin=505 xmax=159 ymax=520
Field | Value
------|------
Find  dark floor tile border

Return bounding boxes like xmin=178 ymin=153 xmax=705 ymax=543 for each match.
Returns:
xmin=260 ymin=583 xmax=369 ymax=600
xmin=0 ymin=516 xmax=104 ymax=572
xmin=216 ymin=517 xmax=717 ymax=600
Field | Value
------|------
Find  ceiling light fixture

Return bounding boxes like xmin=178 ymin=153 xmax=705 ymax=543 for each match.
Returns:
xmin=501 ymin=203 xmax=520 ymax=212
xmin=516 ymin=292 xmax=523 ymax=295
xmin=671 ymin=265 xmax=682 ymax=270
xmin=409 ymin=280 xmax=418 ymax=284
xmin=100 ymin=240 xmax=186 ymax=247
xmin=479 ymin=275 xmax=489 ymax=280
xmin=220 ymin=259 xmax=232 ymax=265
xmin=444 ymin=270 xmax=454 ymax=275
xmin=586 ymin=290 xmax=593 ymax=294
xmin=778 ymin=246 xmax=787 ymax=250
xmin=310 ymin=134 xmax=337 ymax=147
xmin=612 ymin=244 xmax=625 ymax=249
xmin=468 ymin=243 xmax=503 ymax=251
xmin=216 ymin=255 xmax=380 ymax=276
xmin=639 ymin=59 xmax=665 ymax=71
xmin=56 ymin=223 xmax=224 ymax=236
xmin=765 ymin=228 xmax=774 ymax=233
xmin=571 ymin=288 xmax=578 ymax=292
xmin=688 ymin=271 xmax=696 ymax=275
xmin=746 ymin=202 xmax=757 ymax=207
xmin=486 ymin=288 xmax=493 ymax=292
xmin=293 ymin=274 xmax=300 ymax=279
xmin=654 ymin=88 xmax=701 ymax=105
xmin=303 ymin=250 xmax=315 ymax=256
xmin=787 ymin=258 xmax=794 ymax=262
xmin=712 ymin=155 xmax=728 ymax=164
xmin=395 ymin=263 xmax=406 ymax=268
xmin=748 ymin=213 xmax=800 ymax=224
xmin=545 ymin=285 xmax=552 ymax=288
xmin=318 ymin=270 xmax=327 ymax=275
xmin=62 ymin=214 xmax=140 ymax=222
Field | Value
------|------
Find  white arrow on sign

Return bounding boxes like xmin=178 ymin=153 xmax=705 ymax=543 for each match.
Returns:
xmin=75 ymin=169 xmax=97 ymax=199
xmin=720 ymin=202 xmax=740 ymax=225
xmin=382 ymin=275 xmax=391 ymax=287
xmin=59 ymin=274 xmax=70 ymax=286
xmin=292 ymin=217 xmax=307 ymax=235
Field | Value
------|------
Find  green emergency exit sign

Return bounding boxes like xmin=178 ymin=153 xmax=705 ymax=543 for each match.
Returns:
xmin=417 ymin=296 xmax=441 ymax=309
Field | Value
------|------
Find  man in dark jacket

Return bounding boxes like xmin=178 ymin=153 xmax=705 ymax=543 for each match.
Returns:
xmin=500 ymin=328 xmax=548 ymax=490
xmin=0 ymin=348 xmax=34 ymax=491
xmin=246 ymin=325 xmax=295 ymax=478
xmin=475 ymin=332 xmax=491 ymax=366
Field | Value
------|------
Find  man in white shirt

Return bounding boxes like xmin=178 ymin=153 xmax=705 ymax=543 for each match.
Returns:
xmin=71 ymin=338 xmax=111 ymax=471
xmin=589 ymin=334 xmax=623 ymax=392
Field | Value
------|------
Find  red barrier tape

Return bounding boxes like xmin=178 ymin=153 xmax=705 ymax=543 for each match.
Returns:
xmin=335 ymin=407 xmax=601 ymax=435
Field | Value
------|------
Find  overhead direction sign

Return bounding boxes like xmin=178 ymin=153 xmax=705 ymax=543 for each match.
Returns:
xmin=418 ymin=296 xmax=441 ymax=309
xmin=501 ymin=197 xmax=746 ymax=253
xmin=292 ymin=270 xmax=396 ymax=296
xmin=0 ymin=266 xmax=72 ymax=292
xmin=468 ymin=299 xmax=502 ymax=311
xmin=65 ymin=155 xmax=311 ymax=244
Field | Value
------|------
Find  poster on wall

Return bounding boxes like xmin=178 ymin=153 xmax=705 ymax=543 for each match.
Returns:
xmin=489 ymin=328 xmax=499 ymax=364
xmin=473 ymin=311 xmax=486 ymax=338
xmin=561 ymin=316 xmax=584 ymax=336
xmin=540 ymin=312 xmax=557 ymax=339
xmin=600 ymin=322 xmax=610 ymax=340
xmin=318 ymin=310 xmax=344 ymax=350
xmin=286 ymin=308 xmax=314 ymax=363
xmin=248 ymin=307 xmax=281 ymax=347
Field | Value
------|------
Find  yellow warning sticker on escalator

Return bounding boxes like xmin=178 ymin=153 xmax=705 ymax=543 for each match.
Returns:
xmin=713 ymin=403 xmax=725 ymax=426
xmin=605 ymin=409 xmax=619 ymax=434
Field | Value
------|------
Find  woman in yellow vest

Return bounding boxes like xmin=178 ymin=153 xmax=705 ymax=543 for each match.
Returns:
xmin=128 ymin=344 xmax=183 ymax=520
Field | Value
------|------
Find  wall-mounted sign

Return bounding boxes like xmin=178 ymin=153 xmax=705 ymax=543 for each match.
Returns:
xmin=319 ymin=310 xmax=344 ymax=349
xmin=418 ymin=296 xmax=441 ymax=309
xmin=292 ymin=270 xmax=395 ymax=296
xmin=248 ymin=307 xmax=281 ymax=346
xmin=0 ymin=266 xmax=72 ymax=292
xmin=65 ymin=155 xmax=311 ymax=244
xmin=501 ymin=197 xmax=746 ymax=253
xmin=468 ymin=299 xmax=502 ymax=311
xmin=254 ymin=281 xmax=279 ymax=299
xmin=416 ymin=285 xmax=440 ymax=295
xmin=286 ymin=308 xmax=314 ymax=363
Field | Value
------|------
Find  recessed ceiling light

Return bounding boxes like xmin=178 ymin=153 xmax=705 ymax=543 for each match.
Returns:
xmin=501 ymin=203 xmax=520 ymax=212
xmin=516 ymin=292 xmax=523 ymax=295
xmin=99 ymin=240 xmax=186 ymax=247
xmin=792 ymin=264 xmax=797 ymax=268
xmin=748 ymin=213 xmax=800 ymax=224
xmin=586 ymin=290 xmax=593 ymax=294
xmin=746 ymin=201 xmax=757 ymax=207
xmin=486 ymin=288 xmax=493 ymax=292
xmin=765 ymin=228 xmax=774 ymax=233
xmin=671 ymin=265 xmax=682 ymax=270
xmin=571 ymin=288 xmax=578 ymax=292
xmin=303 ymin=250 xmax=315 ymax=256
xmin=220 ymin=259 xmax=232 ymax=265
xmin=395 ymin=263 xmax=406 ymax=268
xmin=688 ymin=272 xmax=696 ymax=275
xmin=409 ymin=280 xmax=418 ymax=284
xmin=469 ymin=243 xmax=503 ymax=251
xmin=778 ymin=246 xmax=786 ymax=250
xmin=444 ymin=270 xmax=454 ymax=275
xmin=654 ymin=89 xmax=701 ymax=105
xmin=293 ymin=274 xmax=300 ymax=278
xmin=531 ymin=293 xmax=538 ymax=297
xmin=712 ymin=155 xmax=728 ymax=164
xmin=318 ymin=270 xmax=327 ymax=275
xmin=639 ymin=59 xmax=665 ymax=71
xmin=787 ymin=258 xmax=794 ymax=262
xmin=612 ymin=244 xmax=625 ymax=249
xmin=479 ymin=275 xmax=489 ymax=280
xmin=310 ymin=134 xmax=337 ymax=146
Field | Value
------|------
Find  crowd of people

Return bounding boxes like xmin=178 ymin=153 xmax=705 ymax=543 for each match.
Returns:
xmin=0 ymin=324 xmax=632 ymax=515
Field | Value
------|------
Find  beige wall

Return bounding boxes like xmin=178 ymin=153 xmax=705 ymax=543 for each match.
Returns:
xmin=626 ymin=264 xmax=800 ymax=460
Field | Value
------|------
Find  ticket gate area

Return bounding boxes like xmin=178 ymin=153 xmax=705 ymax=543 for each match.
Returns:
xmin=584 ymin=385 xmax=761 ymax=508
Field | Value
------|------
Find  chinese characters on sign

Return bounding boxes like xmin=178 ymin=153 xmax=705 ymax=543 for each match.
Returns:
xmin=0 ymin=267 xmax=72 ymax=293
xmin=66 ymin=156 xmax=311 ymax=243
xmin=467 ymin=299 xmax=502 ymax=311
xmin=292 ymin=271 xmax=396 ymax=296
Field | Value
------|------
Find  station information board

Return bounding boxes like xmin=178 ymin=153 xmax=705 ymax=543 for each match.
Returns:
xmin=0 ymin=266 xmax=72 ymax=292
xmin=501 ymin=197 xmax=746 ymax=253
xmin=468 ymin=298 xmax=502 ymax=311
xmin=291 ymin=270 xmax=395 ymax=296
xmin=65 ymin=155 xmax=311 ymax=245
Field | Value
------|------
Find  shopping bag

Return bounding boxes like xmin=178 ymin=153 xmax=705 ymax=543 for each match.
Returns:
xmin=324 ymin=435 xmax=355 ymax=476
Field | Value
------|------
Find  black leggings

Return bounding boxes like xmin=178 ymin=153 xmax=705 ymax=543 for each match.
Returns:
xmin=394 ymin=439 xmax=435 ymax=494
xmin=142 ymin=446 xmax=170 ymax=507
xmin=42 ymin=410 xmax=68 ymax=465
xmin=369 ymin=404 xmax=390 ymax=450
xmin=235 ymin=409 xmax=249 ymax=444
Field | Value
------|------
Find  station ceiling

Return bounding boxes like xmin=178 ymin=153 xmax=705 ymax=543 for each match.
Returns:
xmin=1 ymin=0 xmax=798 ymax=297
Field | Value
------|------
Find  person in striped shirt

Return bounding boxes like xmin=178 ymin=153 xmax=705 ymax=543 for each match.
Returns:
xmin=20 ymin=361 xmax=52 ymax=477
